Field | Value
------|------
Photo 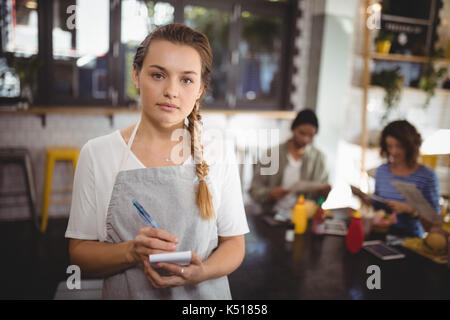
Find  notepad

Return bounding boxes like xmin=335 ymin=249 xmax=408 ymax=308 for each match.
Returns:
xmin=289 ymin=180 xmax=328 ymax=193
xmin=149 ymin=251 xmax=192 ymax=266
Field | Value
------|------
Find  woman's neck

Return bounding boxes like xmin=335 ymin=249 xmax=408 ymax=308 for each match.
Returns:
xmin=288 ymin=139 xmax=305 ymax=160
xmin=389 ymin=161 xmax=419 ymax=176
xmin=138 ymin=112 xmax=185 ymax=144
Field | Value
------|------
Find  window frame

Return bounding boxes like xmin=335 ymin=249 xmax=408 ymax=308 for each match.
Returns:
xmin=25 ymin=0 xmax=297 ymax=110
xmin=34 ymin=0 xmax=113 ymax=106
xmin=180 ymin=0 xmax=296 ymax=110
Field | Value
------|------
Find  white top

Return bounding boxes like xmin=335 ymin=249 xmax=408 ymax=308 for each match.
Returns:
xmin=274 ymin=152 xmax=302 ymax=212
xmin=65 ymin=128 xmax=249 ymax=242
xmin=281 ymin=152 xmax=302 ymax=189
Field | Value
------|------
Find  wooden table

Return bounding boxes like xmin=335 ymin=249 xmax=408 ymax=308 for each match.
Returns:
xmin=228 ymin=209 xmax=450 ymax=299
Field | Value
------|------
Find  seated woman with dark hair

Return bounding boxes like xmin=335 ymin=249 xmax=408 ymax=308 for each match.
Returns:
xmin=374 ymin=120 xmax=441 ymax=237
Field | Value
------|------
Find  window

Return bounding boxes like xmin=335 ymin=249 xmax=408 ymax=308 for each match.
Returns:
xmin=120 ymin=0 xmax=295 ymax=110
xmin=238 ymin=12 xmax=283 ymax=106
xmin=184 ymin=0 xmax=294 ymax=110
xmin=1 ymin=0 xmax=296 ymax=109
xmin=184 ymin=5 xmax=230 ymax=106
xmin=4 ymin=0 xmax=39 ymax=56
xmin=52 ymin=0 xmax=110 ymax=102
xmin=121 ymin=0 xmax=174 ymax=102
xmin=1 ymin=0 xmax=39 ymax=103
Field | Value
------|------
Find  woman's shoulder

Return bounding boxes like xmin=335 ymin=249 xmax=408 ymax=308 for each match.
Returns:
xmin=81 ymin=130 xmax=124 ymax=160
xmin=375 ymin=163 xmax=390 ymax=175
xmin=377 ymin=163 xmax=389 ymax=169
xmin=415 ymin=164 xmax=438 ymax=181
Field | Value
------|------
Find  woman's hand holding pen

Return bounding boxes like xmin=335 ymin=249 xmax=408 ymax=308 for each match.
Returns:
xmin=128 ymin=227 xmax=179 ymax=265
xmin=142 ymin=251 xmax=206 ymax=288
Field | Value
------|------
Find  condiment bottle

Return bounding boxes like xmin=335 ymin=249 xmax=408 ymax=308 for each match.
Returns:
xmin=292 ymin=195 xmax=307 ymax=234
xmin=346 ymin=210 xmax=364 ymax=253
xmin=312 ymin=196 xmax=326 ymax=235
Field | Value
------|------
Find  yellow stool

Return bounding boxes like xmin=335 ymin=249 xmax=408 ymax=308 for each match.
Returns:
xmin=41 ymin=147 xmax=79 ymax=233
xmin=420 ymin=154 xmax=438 ymax=169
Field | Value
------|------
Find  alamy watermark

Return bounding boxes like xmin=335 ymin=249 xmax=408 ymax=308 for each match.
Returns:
xmin=66 ymin=265 xmax=81 ymax=290
xmin=169 ymin=126 xmax=281 ymax=175
xmin=366 ymin=265 xmax=381 ymax=290
xmin=66 ymin=5 xmax=77 ymax=30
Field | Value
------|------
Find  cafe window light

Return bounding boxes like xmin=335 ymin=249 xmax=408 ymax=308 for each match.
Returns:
xmin=25 ymin=0 xmax=37 ymax=10
xmin=421 ymin=129 xmax=450 ymax=155
xmin=5 ymin=0 xmax=39 ymax=56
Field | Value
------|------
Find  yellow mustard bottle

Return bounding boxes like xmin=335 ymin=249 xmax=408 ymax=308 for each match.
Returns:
xmin=292 ymin=195 xmax=307 ymax=234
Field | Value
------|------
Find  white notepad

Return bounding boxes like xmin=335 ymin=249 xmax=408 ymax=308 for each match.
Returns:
xmin=149 ymin=251 xmax=192 ymax=266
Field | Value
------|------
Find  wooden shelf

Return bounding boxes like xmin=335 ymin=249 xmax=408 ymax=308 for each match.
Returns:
xmin=370 ymin=52 xmax=450 ymax=64
xmin=0 ymin=106 xmax=297 ymax=119
xmin=367 ymin=85 xmax=450 ymax=95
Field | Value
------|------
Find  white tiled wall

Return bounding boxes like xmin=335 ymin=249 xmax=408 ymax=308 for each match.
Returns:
xmin=0 ymin=113 xmax=133 ymax=221
xmin=0 ymin=112 xmax=292 ymax=221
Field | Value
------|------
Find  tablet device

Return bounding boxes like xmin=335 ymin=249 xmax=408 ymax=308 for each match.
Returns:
xmin=363 ymin=240 xmax=405 ymax=260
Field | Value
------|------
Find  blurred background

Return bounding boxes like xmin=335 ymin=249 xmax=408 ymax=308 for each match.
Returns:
xmin=0 ymin=0 xmax=449 ymax=299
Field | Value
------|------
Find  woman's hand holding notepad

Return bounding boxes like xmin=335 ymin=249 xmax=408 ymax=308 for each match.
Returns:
xmin=149 ymin=251 xmax=192 ymax=266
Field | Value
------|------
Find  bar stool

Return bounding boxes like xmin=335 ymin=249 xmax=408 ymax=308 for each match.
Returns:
xmin=41 ymin=147 xmax=79 ymax=233
xmin=0 ymin=148 xmax=39 ymax=229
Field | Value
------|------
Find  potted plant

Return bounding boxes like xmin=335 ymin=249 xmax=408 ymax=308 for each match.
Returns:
xmin=419 ymin=49 xmax=449 ymax=108
xmin=375 ymin=31 xmax=395 ymax=54
xmin=372 ymin=67 xmax=403 ymax=121
xmin=5 ymin=53 xmax=41 ymax=106
xmin=419 ymin=66 xmax=447 ymax=108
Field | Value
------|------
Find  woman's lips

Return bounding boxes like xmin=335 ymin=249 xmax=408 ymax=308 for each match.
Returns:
xmin=157 ymin=103 xmax=179 ymax=111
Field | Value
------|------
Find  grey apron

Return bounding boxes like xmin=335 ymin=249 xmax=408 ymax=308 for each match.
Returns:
xmin=101 ymin=120 xmax=231 ymax=300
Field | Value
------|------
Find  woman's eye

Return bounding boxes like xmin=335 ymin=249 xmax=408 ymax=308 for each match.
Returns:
xmin=152 ymin=73 xmax=164 ymax=80
xmin=182 ymin=78 xmax=193 ymax=84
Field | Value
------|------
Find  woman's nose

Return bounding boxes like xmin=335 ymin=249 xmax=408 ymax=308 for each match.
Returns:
xmin=163 ymin=80 xmax=178 ymax=98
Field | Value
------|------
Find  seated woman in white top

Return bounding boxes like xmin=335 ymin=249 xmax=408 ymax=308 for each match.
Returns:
xmin=65 ymin=23 xmax=249 ymax=299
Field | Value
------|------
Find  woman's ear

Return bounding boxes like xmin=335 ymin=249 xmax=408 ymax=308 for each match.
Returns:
xmin=132 ymin=67 xmax=140 ymax=89
xmin=196 ymin=84 xmax=204 ymax=100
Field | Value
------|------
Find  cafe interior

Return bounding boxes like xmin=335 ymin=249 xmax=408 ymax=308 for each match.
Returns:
xmin=0 ymin=0 xmax=449 ymax=300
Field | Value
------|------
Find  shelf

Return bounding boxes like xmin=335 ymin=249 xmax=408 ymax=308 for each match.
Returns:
xmin=0 ymin=106 xmax=297 ymax=120
xmin=370 ymin=52 xmax=450 ymax=64
xmin=381 ymin=14 xmax=431 ymax=26
xmin=368 ymin=85 xmax=450 ymax=96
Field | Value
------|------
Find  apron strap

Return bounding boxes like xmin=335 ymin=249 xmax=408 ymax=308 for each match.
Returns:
xmin=119 ymin=117 xmax=141 ymax=171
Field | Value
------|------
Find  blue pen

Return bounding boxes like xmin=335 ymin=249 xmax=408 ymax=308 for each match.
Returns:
xmin=132 ymin=200 xmax=161 ymax=229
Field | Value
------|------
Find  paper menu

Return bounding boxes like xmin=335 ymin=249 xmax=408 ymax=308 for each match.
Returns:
xmin=350 ymin=185 xmax=388 ymax=203
xmin=289 ymin=180 xmax=327 ymax=193
xmin=149 ymin=251 xmax=192 ymax=266
xmin=390 ymin=180 xmax=442 ymax=225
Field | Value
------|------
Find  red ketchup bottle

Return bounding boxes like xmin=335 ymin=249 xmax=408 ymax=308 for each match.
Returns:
xmin=312 ymin=196 xmax=326 ymax=235
xmin=346 ymin=210 xmax=364 ymax=254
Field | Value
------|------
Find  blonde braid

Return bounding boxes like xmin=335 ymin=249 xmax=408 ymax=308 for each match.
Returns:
xmin=187 ymin=101 xmax=215 ymax=220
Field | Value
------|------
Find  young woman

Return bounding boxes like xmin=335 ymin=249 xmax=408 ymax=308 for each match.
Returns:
xmin=374 ymin=120 xmax=441 ymax=237
xmin=65 ymin=24 xmax=249 ymax=299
